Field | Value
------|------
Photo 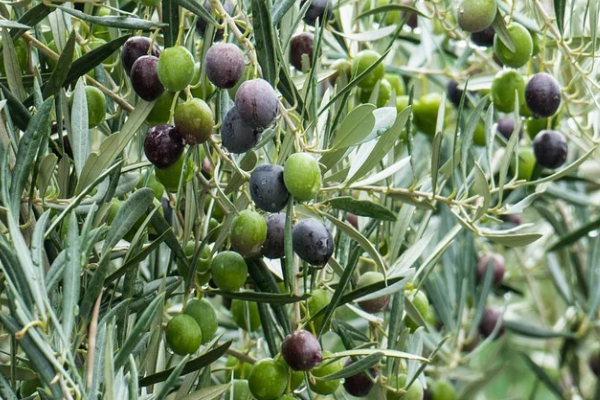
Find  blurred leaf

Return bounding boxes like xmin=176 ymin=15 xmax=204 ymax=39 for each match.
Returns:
xmin=505 ymin=320 xmax=574 ymax=339
xmin=332 ymin=25 xmax=398 ymax=42
xmin=178 ymin=383 xmax=232 ymax=400
xmin=10 ymin=3 xmax=52 ymax=39
xmin=272 ymin=0 xmax=295 ymax=25
xmin=155 ymin=355 xmax=190 ymax=400
xmin=473 ymin=163 xmax=491 ymax=220
xmin=0 ymin=368 xmax=18 ymax=400
xmin=549 ymin=216 xmax=600 ymax=251
xmin=56 ymin=6 xmax=167 ymax=29
xmin=163 ymin=0 xmax=179 ymax=48
xmin=326 ymin=197 xmax=397 ymax=221
xmin=554 ymin=0 xmax=565 ymax=34
xmin=0 ymin=20 xmax=29 ymax=29
xmin=332 ymin=104 xmax=376 ymax=149
xmin=319 ymin=352 xmax=383 ymax=380
xmin=356 ymin=4 xmax=428 ymax=19
xmin=174 ymin=0 xmax=218 ymax=27
xmin=42 ymin=30 xmax=76 ymax=99
xmin=483 ymin=232 xmax=543 ymax=247
xmin=10 ymin=96 xmax=53 ymax=218
xmin=2 ymin=29 xmax=25 ymax=101
xmin=491 ymin=12 xmax=516 ymax=53
xmin=70 ymin=79 xmax=89 ymax=178
xmin=521 ymin=353 xmax=566 ymax=400
xmin=327 ymin=348 xmax=427 ymax=362
xmin=0 ymin=82 xmax=30 ymax=131
xmin=62 ymin=212 xmax=81 ymax=345
xmin=253 ymin=0 xmax=277 ymax=85
xmin=208 ymin=290 xmax=310 ymax=304
xmin=139 ymin=341 xmax=233 ymax=387
xmin=461 ymin=97 xmax=487 ymax=182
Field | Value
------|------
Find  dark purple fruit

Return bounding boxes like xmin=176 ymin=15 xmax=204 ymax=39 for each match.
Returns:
xmin=525 ymin=73 xmax=561 ymax=118
xmin=292 ymin=218 xmax=334 ymax=267
xmin=300 ymin=0 xmax=333 ymax=26
xmin=589 ymin=351 xmax=599 ymax=377
xmin=144 ymin=124 xmax=185 ymax=169
xmin=130 ymin=55 xmax=164 ymax=101
xmin=343 ymin=358 xmax=376 ymax=397
xmin=346 ymin=212 xmax=358 ymax=229
xmin=479 ymin=307 xmax=505 ymax=339
xmin=533 ymin=130 xmax=568 ymax=169
xmin=196 ymin=0 xmax=234 ymax=42
xmin=470 ymin=26 xmax=495 ymax=47
xmin=497 ymin=116 xmax=522 ymax=140
xmin=501 ymin=214 xmax=523 ymax=225
xmin=235 ymin=79 xmax=279 ymax=129
xmin=205 ymin=43 xmax=245 ymax=89
xmin=220 ymin=107 xmax=263 ymax=154
xmin=281 ymin=330 xmax=322 ymax=371
xmin=290 ymin=32 xmax=314 ymax=71
xmin=475 ymin=253 xmax=505 ymax=287
xmin=446 ymin=80 xmax=466 ymax=108
xmin=121 ymin=36 xmax=161 ymax=76
xmin=262 ymin=213 xmax=286 ymax=259
xmin=249 ymin=164 xmax=290 ymax=213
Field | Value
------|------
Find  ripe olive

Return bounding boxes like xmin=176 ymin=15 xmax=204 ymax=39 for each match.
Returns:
xmin=250 ymin=165 xmax=290 ymax=213
xmin=497 ymin=116 xmax=522 ymax=140
xmin=211 ymin=251 xmax=247 ymax=291
xmin=533 ymin=130 xmax=568 ymax=169
xmin=357 ymin=271 xmax=390 ymax=313
xmin=479 ymin=307 xmax=505 ymax=339
xmin=470 ymin=26 xmax=495 ymax=47
xmin=510 ymin=147 xmax=536 ymax=181
xmin=183 ymin=298 xmax=218 ymax=344
xmin=155 ymin=152 xmax=195 ymax=192
xmin=292 ymin=218 xmax=334 ymax=267
xmin=174 ymin=98 xmax=215 ymax=145
xmin=205 ymin=43 xmax=245 ymax=89
xmin=525 ymin=73 xmax=561 ymax=118
xmin=491 ymin=70 xmax=525 ymax=113
xmin=476 ymin=253 xmax=505 ymax=287
xmin=130 ymin=55 xmax=165 ymax=101
xmin=493 ymin=23 xmax=533 ymax=68
xmin=157 ymin=45 xmax=195 ymax=92
xmin=147 ymin=90 xmax=174 ymax=126
xmin=235 ymin=79 xmax=279 ymax=129
xmin=290 ymin=32 xmax=315 ymax=71
xmin=165 ymin=314 xmax=202 ymax=355
xmin=248 ymin=358 xmax=288 ymax=400
xmin=231 ymin=299 xmax=262 ymax=331
xmin=144 ymin=124 xmax=185 ymax=169
xmin=283 ymin=153 xmax=322 ymax=202
xmin=262 ymin=213 xmax=286 ymax=259
xmin=456 ymin=0 xmax=497 ymax=33
xmin=360 ymin=79 xmax=393 ymax=108
xmin=121 ymin=36 xmax=161 ymax=76
xmin=307 ymin=288 xmax=331 ymax=332
xmin=352 ymin=50 xmax=385 ymax=89
xmin=309 ymin=352 xmax=343 ymax=395
xmin=343 ymin=358 xmax=377 ymax=397
xmin=281 ymin=330 xmax=322 ymax=371
xmin=196 ymin=0 xmax=234 ymax=41
xmin=300 ymin=0 xmax=334 ymax=26
xmin=221 ymin=106 xmax=263 ymax=154
xmin=230 ymin=210 xmax=267 ymax=258
xmin=386 ymin=374 xmax=424 ymax=400
xmin=413 ymin=93 xmax=445 ymax=136
xmin=446 ymin=80 xmax=467 ymax=109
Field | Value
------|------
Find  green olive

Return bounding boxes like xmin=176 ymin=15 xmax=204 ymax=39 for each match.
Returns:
xmin=386 ymin=374 xmax=424 ymax=400
xmin=183 ymin=298 xmax=218 ymax=344
xmin=165 ymin=314 xmax=202 ymax=356
xmin=510 ymin=147 xmax=536 ymax=181
xmin=283 ymin=153 xmax=322 ymax=202
xmin=491 ymin=70 xmax=525 ymax=113
xmin=309 ymin=351 xmax=343 ymax=395
xmin=351 ymin=50 xmax=385 ymax=89
xmin=493 ymin=23 xmax=533 ymax=68
xmin=230 ymin=299 xmax=262 ymax=331
xmin=360 ymin=79 xmax=393 ymax=108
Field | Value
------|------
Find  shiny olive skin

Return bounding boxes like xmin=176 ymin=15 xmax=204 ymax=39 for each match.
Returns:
xmin=300 ymin=0 xmax=334 ymax=26
xmin=230 ymin=210 xmax=268 ymax=258
xmin=491 ymin=70 xmax=525 ymax=113
xmin=262 ymin=213 xmax=287 ymax=259
xmin=456 ymin=0 xmax=497 ymax=33
xmin=343 ymin=358 xmax=377 ymax=397
xmin=290 ymin=32 xmax=314 ymax=71
xmin=524 ymin=73 xmax=561 ymax=118
xmin=281 ymin=330 xmax=322 ymax=371
xmin=292 ymin=218 xmax=334 ymax=267
xmin=144 ymin=124 xmax=185 ymax=169
xmin=174 ymin=98 xmax=215 ymax=145
xmin=183 ymin=298 xmax=218 ymax=344
xmin=493 ymin=23 xmax=533 ymax=68
xmin=130 ymin=55 xmax=164 ymax=101
xmin=532 ymin=130 xmax=568 ymax=169
xmin=165 ymin=314 xmax=202 ymax=356
xmin=248 ymin=359 xmax=287 ymax=400
xmin=249 ymin=164 xmax=290 ymax=213
xmin=283 ymin=153 xmax=322 ymax=202
xmin=211 ymin=251 xmax=247 ymax=291
xmin=230 ymin=299 xmax=262 ymax=331
xmin=121 ymin=36 xmax=161 ymax=76
xmin=309 ymin=351 xmax=343 ymax=395
xmin=221 ymin=107 xmax=263 ymax=154
xmin=497 ymin=116 xmax=522 ymax=140
xmin=470 ymin=26 xmax=495 ymax=47
xmin=205 ymin=43 xmax=245 ymax=89
xmin=235 ymin=79 xmax=279 ymax=129
xmin=157 ymin=46 xmax=195 ymax=92
xmin=195 ymin=0 xmax=234 ymax=41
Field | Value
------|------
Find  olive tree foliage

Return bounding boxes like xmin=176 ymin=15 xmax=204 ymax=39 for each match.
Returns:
xmin=0 ymin=0 xmax=598 ymax=399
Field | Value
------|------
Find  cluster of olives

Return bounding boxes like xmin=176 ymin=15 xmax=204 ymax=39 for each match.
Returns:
xmin=164 ymin=298 xmax=218 ymax=356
